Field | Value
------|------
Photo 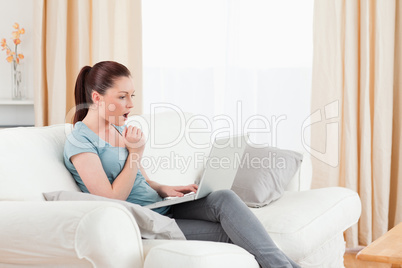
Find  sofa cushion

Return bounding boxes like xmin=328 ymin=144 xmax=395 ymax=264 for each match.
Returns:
xmin=142 ymin=240 xmax=259 ymax=268
xmin=43 ymin=191 xmax=186 ymax=240
xmin=0 ymin=124 xmax=79 ymax=201
xmin=231 ymin=145 xmax=303 ymax=207
xmin=251 ymin=187 xmax=361 ymax=262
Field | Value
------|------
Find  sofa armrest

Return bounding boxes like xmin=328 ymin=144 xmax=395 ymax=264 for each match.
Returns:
xmin=0 ymin=201 xmax=144 ymax=267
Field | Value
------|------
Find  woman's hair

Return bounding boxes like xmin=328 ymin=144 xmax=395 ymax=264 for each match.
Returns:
xmin=73 ymin=61 xmax=131 ymax=124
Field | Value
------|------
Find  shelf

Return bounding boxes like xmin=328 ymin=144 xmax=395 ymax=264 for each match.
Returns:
xmin=0 ymin=125 xmax=34 ymax=128
xmin=0 ymin=99 xmax=34 ymax=105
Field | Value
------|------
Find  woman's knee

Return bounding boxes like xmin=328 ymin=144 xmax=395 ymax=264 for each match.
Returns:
xmin=206 ymin=190 xmax=249 ymax=220
xmin=208 ymin=189 xmax=240 ymax=204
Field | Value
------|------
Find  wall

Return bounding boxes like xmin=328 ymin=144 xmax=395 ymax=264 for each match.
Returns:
xmin=0 ymin=0 xmax=34 ymax=100
xmin=0 ymin=0 xmax=34 ymax=126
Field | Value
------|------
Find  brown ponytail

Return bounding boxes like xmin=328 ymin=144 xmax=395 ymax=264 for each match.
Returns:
xmin=72 ymin=61 xmax=131 ymax=124
xmin=73 ymin=66 xmax=92 ymax=124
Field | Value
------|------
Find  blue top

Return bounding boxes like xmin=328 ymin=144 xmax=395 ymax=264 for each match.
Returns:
xmin=63 ymin=121 xmax=170 ymax=215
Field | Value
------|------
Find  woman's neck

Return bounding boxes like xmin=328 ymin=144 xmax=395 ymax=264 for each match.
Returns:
xmin=82 ymin=109 xmax=110 ymax=135
xmin=82 ymin=109 xmax=123 ymax=147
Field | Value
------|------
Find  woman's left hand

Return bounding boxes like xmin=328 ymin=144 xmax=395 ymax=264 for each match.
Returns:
xmin=159 ymin=184 xmax=198 ymax=198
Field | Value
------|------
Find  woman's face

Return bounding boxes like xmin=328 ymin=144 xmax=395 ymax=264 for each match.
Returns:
xmin=98 ymin=76 xmax=135 ymax=126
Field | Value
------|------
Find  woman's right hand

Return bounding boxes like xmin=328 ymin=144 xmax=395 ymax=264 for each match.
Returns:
xmin=122 ymin=126 xmax=146 ymax=156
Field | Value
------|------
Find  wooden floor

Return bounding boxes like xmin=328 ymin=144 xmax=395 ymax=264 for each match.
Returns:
xmin=344 ymin=247 xmax=401 ymax=268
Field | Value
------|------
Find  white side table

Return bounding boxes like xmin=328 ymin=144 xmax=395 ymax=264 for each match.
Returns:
xmin=0 ymin=99 xmax=35 ymax=127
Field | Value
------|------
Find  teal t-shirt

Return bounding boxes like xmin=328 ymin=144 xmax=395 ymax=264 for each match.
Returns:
xmin=63 ymin=121 xmax=170 ymax=215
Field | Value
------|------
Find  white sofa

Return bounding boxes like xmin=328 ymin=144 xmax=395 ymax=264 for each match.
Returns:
xmin=0 ymin=112 xmax=361 ymax=268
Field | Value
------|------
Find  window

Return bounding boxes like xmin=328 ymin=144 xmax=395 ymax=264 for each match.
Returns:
xmin=142 ymin=0 xmax=313 ymax=150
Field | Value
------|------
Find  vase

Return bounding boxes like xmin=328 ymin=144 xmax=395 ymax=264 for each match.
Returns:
xmin=11 ymin=61 xmax=24 ymax=100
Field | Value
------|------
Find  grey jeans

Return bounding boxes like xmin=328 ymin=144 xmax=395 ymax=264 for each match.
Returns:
xmin=169 ymin=190 xmax=300 ymax=268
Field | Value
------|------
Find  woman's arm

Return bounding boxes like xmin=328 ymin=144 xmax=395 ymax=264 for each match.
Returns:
xmin=71 ymin=126 xmax=145 ymax=200
xmin=71 ymin=152 xmax=140 ymax=200
xmin=139 ymin=165 xmax=198 ymax=198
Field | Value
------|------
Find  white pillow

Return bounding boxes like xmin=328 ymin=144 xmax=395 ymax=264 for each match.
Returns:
xmin=43 ymin=191 xmax=186 ymax=240
xmin=231 ymin=146 xmax=303 ymax=208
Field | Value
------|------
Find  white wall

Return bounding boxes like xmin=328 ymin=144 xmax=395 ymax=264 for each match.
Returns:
xmin=0 ymin=0 xmax=34 ymax=100
xmin=0 ymin=0 xmax=34 ymax=126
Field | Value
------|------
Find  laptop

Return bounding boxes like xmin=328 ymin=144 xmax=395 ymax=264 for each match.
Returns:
xmin=145 ymin=134 xmax=248 ymax=209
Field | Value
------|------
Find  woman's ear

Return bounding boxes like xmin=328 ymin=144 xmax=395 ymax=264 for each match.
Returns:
xmin=91 ymin=91 xmax=102 ymax=106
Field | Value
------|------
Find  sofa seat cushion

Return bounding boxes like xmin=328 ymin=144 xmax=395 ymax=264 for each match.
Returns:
xmin=251 ymin=187 xmax=361 ymax=262
xmin=142 ymin=240 xmax=259 ymax=268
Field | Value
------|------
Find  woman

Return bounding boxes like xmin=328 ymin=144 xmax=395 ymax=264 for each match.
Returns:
xmin=64 ymin=61 xmax=300 ymax=268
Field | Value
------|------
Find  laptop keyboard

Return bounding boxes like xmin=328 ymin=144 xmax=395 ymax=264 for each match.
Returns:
xmin=164 ymin=192 xmax=196 ymax=201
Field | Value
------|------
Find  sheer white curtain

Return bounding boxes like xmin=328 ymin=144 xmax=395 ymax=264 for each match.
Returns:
xmin=142 ymin=0 xmax=313 ymax=150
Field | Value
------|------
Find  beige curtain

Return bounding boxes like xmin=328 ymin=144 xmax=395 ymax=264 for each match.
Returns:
xmin=311 ymin=0 xmax=402 ymax=248
xmin=33 ymin=0 xmax=143 ymax=126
